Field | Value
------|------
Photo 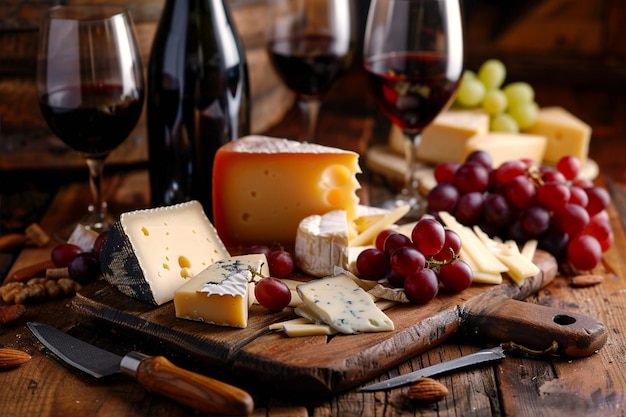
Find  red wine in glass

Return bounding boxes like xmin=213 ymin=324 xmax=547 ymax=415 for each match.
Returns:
xmin=365 ymin=52 xmax=459 ymax=134
xmin=40 ymin=84 xmax=144 ymax=156
xmin=268 ymin=34 xmax=351 ymax=100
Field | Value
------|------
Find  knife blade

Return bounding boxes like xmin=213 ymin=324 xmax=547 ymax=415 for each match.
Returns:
xmin=359 ymin=345 xmax=506 ymax=392
xmin=27 ymin=322 xmax=253 ymax=416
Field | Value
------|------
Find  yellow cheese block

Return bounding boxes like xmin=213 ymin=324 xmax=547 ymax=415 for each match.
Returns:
xmin=212 ymin=135 xmax=361 ymax=247
xmin=389 ymin=109 xmax=490 ymax=163
xmin=463 ymin=132 xmax=547 ymax=168
xmin=173 ymin=254 xmax=268 ymax=328
xmin=524 ymin=106 xmax=591 ymax=165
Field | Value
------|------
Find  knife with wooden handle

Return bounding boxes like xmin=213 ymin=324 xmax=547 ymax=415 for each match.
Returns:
xmin=27 ymin=322 xmax=253 ymax=416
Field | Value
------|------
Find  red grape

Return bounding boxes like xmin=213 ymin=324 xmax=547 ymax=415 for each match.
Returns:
xmin=386 ymin=269 xmax=406 ymax=288
xmin=434 ymin=161 xmax=461 ymax=184
xmin=255 ymin=277 xmax=291 ymax=311
xmin=51 ymin=243 xmax=83 ymax=268
xmin=268 ymin=250 xmax=294 ymax=278
xmin=454 ymin=192 xmax=484 ymax=225
xmin=244 ymin=244 xmax=272 ymax=257
xmin=411 ymin=218 xmax=445 ymax=256
xmin=465 ymin=150 xmax=493 ymax=171
xmin=483 ymin=193 xmax=513 ymax=227
xmin=92 ymin=231 xmax=108 ymax=258
xmin=585 ymin=186 xmax=610 ymax=216
xmin=568 ymin=186 xmax=589 ymax=207
xmin=521 ymin=205 xmax=551 ymax=236
xmin=438 ymin=259 xmax=473 ymax=292
xmin=375 ymin=229 xmax=396 ymax=252
xmin=537 ymin=182 xmax=570 ymax=211
xmin=554 ymin=203 xmax=589 ymax=236
xmin=495 ymin=160 xmax=526 ymax=184
xmin=505 ymin=175 xmax=536 ymax=209
xmin=454 ymin=162 xmax=490 ymax=194
xmin=433 ymin=230 xmax=462 ymax=262
xmin=383 ymin=233 xmax=412 ymax=257
xmin=427 ymin=183 xmax=459 ymax=213
xmin=557 ymin=155 xmax=581 ymax=181
xmin=404 ymin=269 xmax=439 ymax=304
xmin=567 ymin=235 xmax=602 ymax=271
xmin=68 ymin=252 xmax=100 ymax=284
xmin=356 ymin=248 xmax=389 ymax=280
xmin=389 ymin=246 xmax=425 ymax=276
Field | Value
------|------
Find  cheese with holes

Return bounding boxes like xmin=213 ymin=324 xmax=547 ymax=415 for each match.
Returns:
xmin=100 ymin=201 xmax=230 ymax=305
xmin=173 ymin=254 xmax=268 ymax=328
xmin=523 ymin=106 xmax=591 ymax=165
xmin=212 ymin=135 xmax=361 ymax=247
xmin=296 ymin=273 xmax=394 ymax=334
xmin=463 ymin=132 xmax=547 ymax=168
xmin=389 ymin=109 xmax=490 ymax=163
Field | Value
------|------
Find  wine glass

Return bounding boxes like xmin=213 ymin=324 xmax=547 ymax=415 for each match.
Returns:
xmin=363 ymin=0 xmax=463 ymax=217
xmin=266 ymin=0 xmax=355 ymax=142
xmin=37 ymin=5 xmax=145 ymax=239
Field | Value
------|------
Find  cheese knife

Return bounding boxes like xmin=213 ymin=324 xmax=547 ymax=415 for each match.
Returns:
xmin=27 ymin=322 xmax=253 ymax=416
xmin=360 ymin=345 xmax=506 ymax=392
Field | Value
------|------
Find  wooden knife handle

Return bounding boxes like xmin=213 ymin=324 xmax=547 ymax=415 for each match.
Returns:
xmin=121 ymin=352 xmax=253 ymax=415
xmin=462 ymin=297 xmax=607 ymax=357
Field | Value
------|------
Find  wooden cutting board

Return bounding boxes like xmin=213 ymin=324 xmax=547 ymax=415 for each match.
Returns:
xmin=71 ymin=250 xmax=605 ymax=397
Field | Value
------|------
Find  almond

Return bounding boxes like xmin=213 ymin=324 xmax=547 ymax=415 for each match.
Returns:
xmin=0 ymin=348 xmax=31 ymax=369
xmin=407 ymin=377 xmax=449 ymax=403
xmin=570 ymin=274 xmax=604 ymax=287
xmin=0 ymin=304 xmax=27 ymax=325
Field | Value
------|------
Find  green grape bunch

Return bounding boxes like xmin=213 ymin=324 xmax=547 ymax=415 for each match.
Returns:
xmin=455 ymin=59 xmax=539 ymax=133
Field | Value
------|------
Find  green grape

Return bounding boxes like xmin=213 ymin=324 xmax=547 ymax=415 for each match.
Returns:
xmin=490 ymin=113 xmax=519 ymax=133
xmin=503 ymin=82 xmax=535 ymax=107
xmin=456 ymin=77 xmax=486 ymax=107
xmin=477 ymin=59 xmax=506 ymax=90
xmin=482 ymin=89 xmax=508 ymax=115
xmin=508 ymin=101 xmax=539 ymax=129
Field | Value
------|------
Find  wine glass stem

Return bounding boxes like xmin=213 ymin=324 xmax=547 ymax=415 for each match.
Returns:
xmin=403 ymin=132 xmax=422 ymax=199
xmin=298 ymin=98 xmax=321 ymax=143
xmin=85 ymin=156 xmax=108 ymax=230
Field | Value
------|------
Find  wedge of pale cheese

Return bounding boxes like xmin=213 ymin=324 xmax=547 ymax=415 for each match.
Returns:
xmin=212 ymin=135 xmax=361 ymax=247
xmin=296 ymin=273 xmax=394 ymax=334
xmin=463 ymin=132 xmax=547 ymax=168
xmin=100 ymin=201 xmax=230 ymax=305
xmin=389 ymin=109 xmax=490 ymax=163
xmin=524 ymin=106 xmax=591 ymax=165
xmin=173 ymin=254 xmax=268 ymax=328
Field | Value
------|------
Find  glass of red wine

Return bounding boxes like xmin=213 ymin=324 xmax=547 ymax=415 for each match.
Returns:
xmin=266 ymin=0 xmax=355 ymax=142
xmin=364 ymin=0 xmax=464 ymax=217
xmin=37 ymin=5 xmax=144 ymax=239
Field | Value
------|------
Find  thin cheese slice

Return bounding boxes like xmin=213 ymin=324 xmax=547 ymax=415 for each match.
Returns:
xmin=283 ymin=323 xmax=338 ymax=337
xmin=173 ymin=254 xmax=268 ymax=328
xmin=296 ymin=273 xmax=394 ymax=334
xmin=212 ymin=135 xmax=361 ymax=247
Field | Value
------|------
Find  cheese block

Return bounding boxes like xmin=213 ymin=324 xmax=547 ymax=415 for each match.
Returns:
xmin=296 ymin=273 xmax=394 ymax=334
xmin=463 ymin=132 xmax=547 ymax=168
xmin=294 ymin=210 xmax=349 ymax=278
xmin=173 ymin=254 xmax=268 ymax=328
xmin=212 ymin=135 xmax=361 ymax=247
xmin=100 ymin=201 xmax=230 ymax=305
xmin=523 ymin=106 xmax=591 ymax=165
xmin=389 ymin=109 xmax=490 ymax=163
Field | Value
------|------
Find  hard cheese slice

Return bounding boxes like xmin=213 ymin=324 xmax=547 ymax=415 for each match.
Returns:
xmin=390 ymin=109 xmax=490 ymax=163
xmin=296 ymin=273 xmax=394 ymax=334
xmin=100 ymin=201 xmax=230 ymax=305
xmin=212 ymin=135 xmax=361 ymax=247
xmin=173 ymin=254 xmax=268 ymax=328
xmin=463 ymin=132 xmax=547 ymax=168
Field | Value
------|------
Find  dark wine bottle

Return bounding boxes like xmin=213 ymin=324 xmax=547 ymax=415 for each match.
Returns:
xmin=147 ymin=0 xmax=250 ymax=218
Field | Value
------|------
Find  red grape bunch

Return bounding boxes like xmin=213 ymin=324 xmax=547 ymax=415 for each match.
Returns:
xmin=427 ymin=151 xmax=612 ymax=271
xmin=355 ymin=218 xmax=473 ymax=304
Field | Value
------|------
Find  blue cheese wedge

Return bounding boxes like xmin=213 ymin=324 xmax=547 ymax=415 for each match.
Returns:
xmin=100 ymin=201 xmax=230 ymax=305
xmin=173 ymin=254 xmax=268 ymax=328
xmin=296 ymin=273 xmax=394 ymax=334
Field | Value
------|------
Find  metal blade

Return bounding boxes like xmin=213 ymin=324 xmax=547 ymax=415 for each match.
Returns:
xmin=360 ymin=346 xmax=506 ymax=392
xmin=27 ymin=322 xmax=122 ymax=378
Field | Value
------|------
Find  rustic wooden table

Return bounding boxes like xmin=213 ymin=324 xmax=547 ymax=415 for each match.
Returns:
xmin=1 ymin=68 xmax=625 ymax=417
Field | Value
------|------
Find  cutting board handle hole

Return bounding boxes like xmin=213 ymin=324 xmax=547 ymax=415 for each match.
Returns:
xmin=553 ymin=314 xmax=576 ymax=325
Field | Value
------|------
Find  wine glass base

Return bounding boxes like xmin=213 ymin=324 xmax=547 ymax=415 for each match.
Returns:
xmin=376 ymin=192 xmax=427 ymax=222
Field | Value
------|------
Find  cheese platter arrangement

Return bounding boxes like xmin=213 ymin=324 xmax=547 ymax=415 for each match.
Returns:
xmin=63 ymin=135 xmax=610 ymax=397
